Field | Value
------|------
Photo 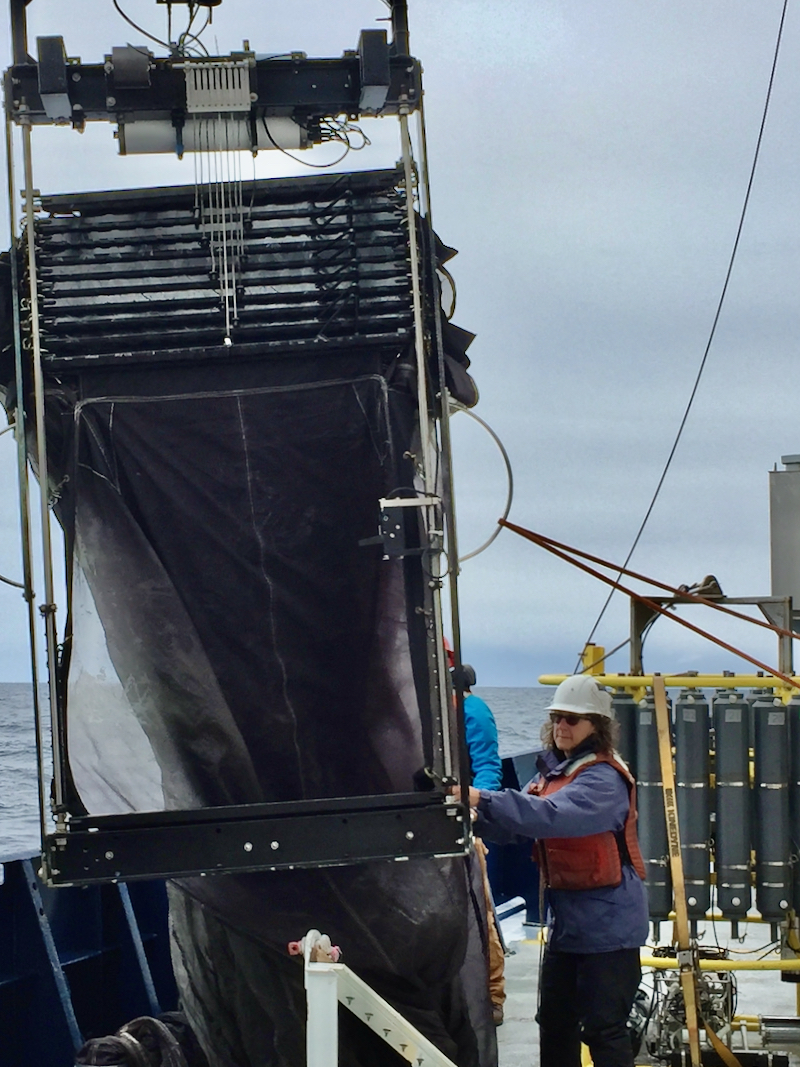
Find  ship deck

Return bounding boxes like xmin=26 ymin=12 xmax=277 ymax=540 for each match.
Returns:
xmin=496 ymin=934 xmax=540 ymax=1067
xmin=497 ymin=915 xmax=800 ymax=1067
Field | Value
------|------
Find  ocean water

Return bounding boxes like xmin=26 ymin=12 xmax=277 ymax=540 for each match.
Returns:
xmin=478 ymin=686 xmax=551 ymax=758
xmin=0 ymin=683 xmax=549 ymax=861
xmin=0 ymin=683 xmax=52 ymax=861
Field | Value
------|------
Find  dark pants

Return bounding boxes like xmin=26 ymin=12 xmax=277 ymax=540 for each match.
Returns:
xmin=537 ymin=947 xmax=641 ymax=1067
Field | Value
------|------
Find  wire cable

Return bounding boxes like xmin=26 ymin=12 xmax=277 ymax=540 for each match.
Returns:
xmin=320 ymin=119 xmax=371 ymax=151
xmin=583 ymin=634 xmax=631 ymax=672
xmin=575 ymin=0 xmax=790 ymax=671
xmin=176 ymin=2 xmax=198 ymax=50
xmin=452 ymin=405 xmax=514 ymax=562
xmin=261 ymin=118 xmax=351 ymax=169
xmin=111 ymin=0 xmax=172 ymax=50
xmin=178 ymin=6 xmax=211 ymax=57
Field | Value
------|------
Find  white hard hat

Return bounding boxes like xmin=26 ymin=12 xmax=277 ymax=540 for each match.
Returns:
xmin=546 ymin=675 xmax=614 ymax=719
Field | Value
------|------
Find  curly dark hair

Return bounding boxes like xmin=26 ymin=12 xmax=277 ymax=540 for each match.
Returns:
xmin=541 ymin=713 xmax=619 ymax=755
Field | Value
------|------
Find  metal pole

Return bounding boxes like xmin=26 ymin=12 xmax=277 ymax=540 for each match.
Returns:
xmin=389 ymin=0 xmax=410 ymax=56
xmin=642 ymin=954 xmax=800 ymax=972
xmin=414 ymin=98 xmax=469 ymax=793
xmin=10 ymin=0 xmax=31 ymax=66
xmin=5 ymin=115 xmax=50 ymax=846
xmin=20 ymin=121 xmax=65 ymax=818
xmin=304 ymin=933 xmax=339 ymax=1067
xmin=539 ymin=672 xmax=800 ymax=693
xmin=305 ymin=965 xmax=339 ymax=1067
xmin=398 ymin=112 xmax=433 ymax=495
xmin=398 ymin=106 xmax=457 ymax=786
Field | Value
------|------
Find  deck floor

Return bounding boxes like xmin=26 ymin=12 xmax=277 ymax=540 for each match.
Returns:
xmin=495 ymin=923 xmax=800 ymax=1067
xmin=496 ymin=936 xmax=541 ymax=1067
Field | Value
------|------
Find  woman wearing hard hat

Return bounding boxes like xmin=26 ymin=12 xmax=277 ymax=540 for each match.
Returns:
xmin=454 ymin=674 xmax=648 ymax=1067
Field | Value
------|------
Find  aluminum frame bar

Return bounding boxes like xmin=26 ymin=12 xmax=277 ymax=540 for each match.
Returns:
xmin=398 ymin=107 xmax=455 ymax=785
xmin=414 ymin=94 xmax=470 ymax=794
xmin=20 ymin=121 xmax=64 ymax=820
xmin=4 ymin=114 xmax=48 ymax=847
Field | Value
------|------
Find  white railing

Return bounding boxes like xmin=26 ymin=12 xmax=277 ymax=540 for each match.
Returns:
xmin=300 ymin=931 xmax=460 ymax=1067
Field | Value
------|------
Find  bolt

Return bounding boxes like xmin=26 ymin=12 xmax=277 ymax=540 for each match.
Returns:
xmin=243 ymin=841 xmax=253 ymax=852
xmin=270 ymin=840 xmax=279 ymax=850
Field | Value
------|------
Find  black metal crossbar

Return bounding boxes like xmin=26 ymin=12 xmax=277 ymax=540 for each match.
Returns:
xmin=44 ymin=794 xmax=467 ymax=886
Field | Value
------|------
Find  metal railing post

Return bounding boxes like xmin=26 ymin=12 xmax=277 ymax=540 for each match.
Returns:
xmin=304 ymin=933 xmax=339 ymax=1067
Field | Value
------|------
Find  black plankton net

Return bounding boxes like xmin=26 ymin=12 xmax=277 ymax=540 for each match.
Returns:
xmin=1 ymin=169 xmax=494 ymax=1066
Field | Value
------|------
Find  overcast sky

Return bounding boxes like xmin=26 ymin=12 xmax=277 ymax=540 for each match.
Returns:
xmin=0 ymin=0 xmax=798 ymax=686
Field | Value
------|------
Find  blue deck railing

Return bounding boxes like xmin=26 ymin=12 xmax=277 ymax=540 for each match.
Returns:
xmin=0 ymin=855 xmax=177 ymax=1065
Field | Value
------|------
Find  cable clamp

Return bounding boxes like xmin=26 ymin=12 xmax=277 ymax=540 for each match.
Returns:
xmin=676 ymin=948 xmax=694 ymax=970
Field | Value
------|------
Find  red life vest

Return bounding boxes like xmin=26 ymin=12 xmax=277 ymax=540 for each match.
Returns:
xmin=530 ymin=751 xmax=647 ymax=891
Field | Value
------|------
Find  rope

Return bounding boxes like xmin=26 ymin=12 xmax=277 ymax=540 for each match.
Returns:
xmin=501 ymin=518 xmax=800 ymax=689
xmin=576 ymin=0 xmax=791 ymax=667
xmin=507 ymin=522 xmax=800 ymax=642
xmin=75 ymin=1015 xmax=192 ymax=1066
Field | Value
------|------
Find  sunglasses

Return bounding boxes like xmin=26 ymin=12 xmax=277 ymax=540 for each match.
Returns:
xmin=549 ymin=712 xmax=588 ymax=726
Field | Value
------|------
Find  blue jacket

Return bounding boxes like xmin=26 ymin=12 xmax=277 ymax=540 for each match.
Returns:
xmin=463 ymin=692 xmax=502 ymax=791
xmin=474 ymin=747 xmax=649 ymax=953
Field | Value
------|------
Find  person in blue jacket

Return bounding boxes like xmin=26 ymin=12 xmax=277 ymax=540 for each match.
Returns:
xmin=454 ymin=674 xmax=648 ymax=1067
xmin=460 ymin=664 xmax=502 ymax=793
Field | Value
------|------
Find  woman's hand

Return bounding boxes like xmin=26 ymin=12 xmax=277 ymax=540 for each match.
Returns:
xmin=450 ymin=784 xmax=481 ymax=808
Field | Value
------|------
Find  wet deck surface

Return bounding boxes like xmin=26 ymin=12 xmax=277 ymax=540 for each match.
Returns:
xmin=495 ymin=922 xmax=800 ymax=1067
xmin=496 ymin=936 xmax=540 ymax=1067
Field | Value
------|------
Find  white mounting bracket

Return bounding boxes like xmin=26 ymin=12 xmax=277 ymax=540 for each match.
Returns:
xmin=303 ymin=931 xmax=459 ymax=1067
xmin=181 ymin=60 xmax=253 ymax=113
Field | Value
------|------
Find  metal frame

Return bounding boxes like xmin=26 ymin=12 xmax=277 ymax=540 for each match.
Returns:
xmin=4 ymin=0 xmax=472 ymax=886
xmin=630 ymin=595 xmax=794 ymax=676
xmin=45 ymin=794 xmax=468 ymax=887
xmin=5 ymin=16 xmax=422 ymax=132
